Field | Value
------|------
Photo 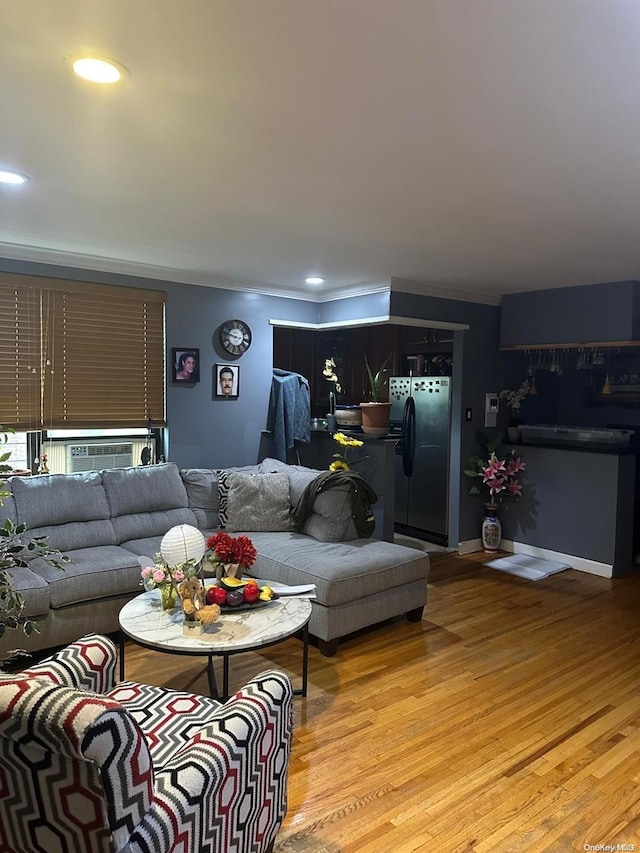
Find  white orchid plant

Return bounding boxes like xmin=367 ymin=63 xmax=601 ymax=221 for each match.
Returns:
xmin=499 ymin=379 xmax=530 ymax=413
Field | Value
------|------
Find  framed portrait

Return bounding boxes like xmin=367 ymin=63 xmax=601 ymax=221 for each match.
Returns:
xmin=215 ymin=363 xmax=240 ymax=398
xmin=172 ymin=348 xmax=200 ymax=383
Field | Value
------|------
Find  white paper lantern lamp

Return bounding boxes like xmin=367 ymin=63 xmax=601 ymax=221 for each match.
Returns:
xmin=160 ymin=524 xmax=206 ymax=567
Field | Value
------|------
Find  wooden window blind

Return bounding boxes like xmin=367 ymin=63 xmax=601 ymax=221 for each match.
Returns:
xmin=0 ymin=273 xmax=166 ymax=430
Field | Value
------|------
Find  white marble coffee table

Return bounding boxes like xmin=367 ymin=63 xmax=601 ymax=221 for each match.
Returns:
xmin=118 ymin=584 xmax=312 ymax=700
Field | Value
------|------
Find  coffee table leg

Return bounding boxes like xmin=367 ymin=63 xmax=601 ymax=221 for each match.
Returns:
xmin=294 ymin=621 xmax=309 ymax=697
xmin=119 ymin=635 xmax=125 ymax=682
xmin=223 ymin=655 xmax=229 ymax=701
xmin=207 ymin=657 xmax=219 ymax=700
xmin=302 ymin=621 xmax=309 ymax=697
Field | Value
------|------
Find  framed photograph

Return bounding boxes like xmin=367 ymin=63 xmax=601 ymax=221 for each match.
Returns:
xmin=215 ymin=363 xmax=240 ymax=398
xmin=172 ymin=348 xmax=200 ymax=383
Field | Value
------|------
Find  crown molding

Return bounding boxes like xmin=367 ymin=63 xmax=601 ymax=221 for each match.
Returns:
xmin=0 ymin=243 xmax=391 ymax=303
xmin=391 ymin=277 xmax=501 ymax=306
xmin=270 ymin=314 xmax=469 ymax=331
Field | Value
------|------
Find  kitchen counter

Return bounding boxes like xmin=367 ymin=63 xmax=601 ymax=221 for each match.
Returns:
xmin=258 ymin=428 xmax=398 ymax=542
xmin=517 ymin=424 xmax=634 ymax=455
xmin=295 ymin=430 xmax=398 ymax=542
xmin=507 ymin=439 xmax=635 ymax=455
xmin=499 ymin=443 xmax=635 ymax=578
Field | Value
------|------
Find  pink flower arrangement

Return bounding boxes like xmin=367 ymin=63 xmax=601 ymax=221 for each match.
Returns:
xmin=480 ymin=452 xmax=526 ymax=500
xmin=464 ymin=439 xmax=527 ymax=506
xmin=140 ymin=553 xmax=199 ymax=591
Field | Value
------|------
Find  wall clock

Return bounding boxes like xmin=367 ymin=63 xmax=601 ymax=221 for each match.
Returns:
xmin=219 ymin=319 xmax=252 ymax=355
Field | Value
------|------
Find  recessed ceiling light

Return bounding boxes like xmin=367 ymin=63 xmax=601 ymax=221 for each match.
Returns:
xmin=305 ymin=276 xmax=325 ymax=285
xmin=70 ymin=55 xmax=129 ymax=84
xmin=0 ymin=170 xmax=29 ymax=185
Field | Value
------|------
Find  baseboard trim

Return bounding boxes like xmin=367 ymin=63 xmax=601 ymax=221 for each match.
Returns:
xmin=458 ymin=539 xmax=482 ymax=555
xmin=457 ymin=538 xmax=613 ymax=578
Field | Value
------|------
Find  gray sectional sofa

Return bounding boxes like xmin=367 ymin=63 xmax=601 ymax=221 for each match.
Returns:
xmin=1 ymin=460 xmax=430 ymax=660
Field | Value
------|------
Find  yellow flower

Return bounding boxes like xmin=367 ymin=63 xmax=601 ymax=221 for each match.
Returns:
xmin=329 ymin=432 xmax=365 ymax=470
xmin=333 ymin=432 xmax=364 ymax=449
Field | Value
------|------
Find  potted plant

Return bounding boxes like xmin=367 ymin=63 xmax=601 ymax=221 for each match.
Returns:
xmin=360 ymin=355 xmax=393 ymax=435
xmin=463 ymin=430 xmax=527 ymax=552
xmin=499 ymin=379 xmax=530 ymax=442
xmin=0 ymin=427 xmax=69 ymax=662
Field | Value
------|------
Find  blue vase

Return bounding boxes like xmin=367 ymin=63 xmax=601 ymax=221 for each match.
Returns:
xmin=481 ymin=505 xmax=502 ymax=552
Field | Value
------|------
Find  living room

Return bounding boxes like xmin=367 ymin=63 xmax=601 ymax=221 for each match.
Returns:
xmin=2 ymin=2 xmax=640 ymax=850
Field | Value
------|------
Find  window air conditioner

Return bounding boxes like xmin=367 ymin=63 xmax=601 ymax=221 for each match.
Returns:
xmin=67 ymin=443 xmax=134 ymax=473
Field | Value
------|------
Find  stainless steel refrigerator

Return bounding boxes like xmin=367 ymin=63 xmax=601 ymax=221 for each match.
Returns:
xmin=389 ymin=376 xmax=451 ymax=544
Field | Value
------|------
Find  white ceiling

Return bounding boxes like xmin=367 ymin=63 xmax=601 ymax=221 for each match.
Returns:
xmin=2 ymin=0 xmax=640 ymax=304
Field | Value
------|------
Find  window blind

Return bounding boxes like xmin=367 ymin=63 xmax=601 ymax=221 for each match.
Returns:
xmin=0 ymin=273 xmax=166 ymax=430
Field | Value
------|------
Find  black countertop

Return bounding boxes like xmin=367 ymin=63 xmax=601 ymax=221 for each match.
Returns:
xmin=506 ymin=440 xmax=634 ymax=455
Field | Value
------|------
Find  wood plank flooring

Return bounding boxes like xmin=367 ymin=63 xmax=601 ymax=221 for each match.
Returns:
xmin=122 ymin=551 xmax=640 ymax=852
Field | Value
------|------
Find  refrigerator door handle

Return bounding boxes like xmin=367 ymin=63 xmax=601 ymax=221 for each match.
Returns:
xmin=402 ymin=396 xmax=416 ymax=477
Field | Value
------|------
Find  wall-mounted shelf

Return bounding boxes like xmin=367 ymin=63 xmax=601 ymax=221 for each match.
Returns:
xmin=588 ymin=389 xmax=640 ymax=405
xmin=500 ymin=340 xmax=640 ymax=352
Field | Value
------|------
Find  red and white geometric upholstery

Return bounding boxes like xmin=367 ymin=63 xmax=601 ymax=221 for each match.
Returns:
xmin=0 ymin=634 xmax=293 ymax=853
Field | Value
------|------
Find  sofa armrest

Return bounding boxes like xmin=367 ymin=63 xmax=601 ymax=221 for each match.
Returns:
xmin=127 ymin=670 xmax=293 ymax=853
xmin=14 ymin=633 xmax=117 ymax=694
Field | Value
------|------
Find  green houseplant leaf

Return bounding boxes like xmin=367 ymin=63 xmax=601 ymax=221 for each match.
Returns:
xmin=364 ymin=355 xmax=393 ymax=401
xmin=0 ymin=428 xmax=70 ymax=663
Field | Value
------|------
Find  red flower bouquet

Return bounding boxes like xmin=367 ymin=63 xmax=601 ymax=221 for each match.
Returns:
xmin=205 ymin=532 xmax=257 ymax=579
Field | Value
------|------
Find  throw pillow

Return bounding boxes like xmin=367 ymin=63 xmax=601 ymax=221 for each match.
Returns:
xmin=217 ymin=470 xmax=231 ymax=528
xmin=215 ymin=465 xmax=265 ymax=528
xmin=224 ymin=472 xmax=292 ymax=532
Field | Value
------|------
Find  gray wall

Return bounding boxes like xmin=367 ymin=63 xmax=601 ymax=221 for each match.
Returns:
xmin=0 ymin=258 xmax=318 ymax=469
xmin=1 ymin=258 xmax=565 ymax=548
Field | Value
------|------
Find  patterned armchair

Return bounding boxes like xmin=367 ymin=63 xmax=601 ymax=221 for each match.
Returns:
xmin=0 ymin=634 xmax=293 ymax=853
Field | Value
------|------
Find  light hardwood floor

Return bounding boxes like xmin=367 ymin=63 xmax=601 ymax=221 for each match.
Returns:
xmin=122 ymin=551 xmax=640 ymax=852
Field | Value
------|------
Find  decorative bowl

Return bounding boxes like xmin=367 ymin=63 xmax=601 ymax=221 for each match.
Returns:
xmin=335 ymin=405 xmax=362 ymax=428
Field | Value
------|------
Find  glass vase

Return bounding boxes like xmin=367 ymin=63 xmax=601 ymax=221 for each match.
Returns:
xmin=160 ymin=583 xmax=177 ymax=611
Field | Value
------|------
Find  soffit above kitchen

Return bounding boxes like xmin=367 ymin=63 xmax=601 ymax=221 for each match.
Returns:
xmin=2 ymin=1 xmax=640 ymax=304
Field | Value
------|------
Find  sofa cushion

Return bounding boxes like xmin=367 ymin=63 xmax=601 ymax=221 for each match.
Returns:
xmin=2 ymin=566 xmax=50 ymax=616
xmin=246 ymin=532 xmax=430 ymax=607
xmin=27 ymin=545 xmax=144 ymax=608
xmin=286 ymin=466 xmax=320 ymax=506
xmin=0 ymin=488 xmax=18 ymax=526
xmin=259 ymin=457 xmax=290 ymax=474
xmin=103 ymin=463 xmax=189 ymax=516
xmin=12 ymin=472 xmax=110 ymax=528
xmin=217 ymin=466 xmax=264 ymax=527
xmin=102 ymin=463 xmax=197 ymax=544
xmin=105 ymin=681 xmax=223 ymax=770
xmin=266 ymin=463 xmax=360 ymax=542
xmin=217 ymin=471 xmax=231 ymax=527
xmin=224 ymin=472 xmax=292 ymax=533
xmin=26 ymin=520 xmax=117 ymax=552
xmin=111 ymin=508 xmax=198 ymax=544
xmin=119 ymin=536 xmax=166 ymax=561
xmin=182 ymin=466 xmax=265 ymax=529
xmin=180 ymin=468 xmax=220 ymax=529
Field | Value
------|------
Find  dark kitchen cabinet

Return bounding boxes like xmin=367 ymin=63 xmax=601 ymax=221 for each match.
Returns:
xmin=500 ymin=280 xmax=640 ymax=349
